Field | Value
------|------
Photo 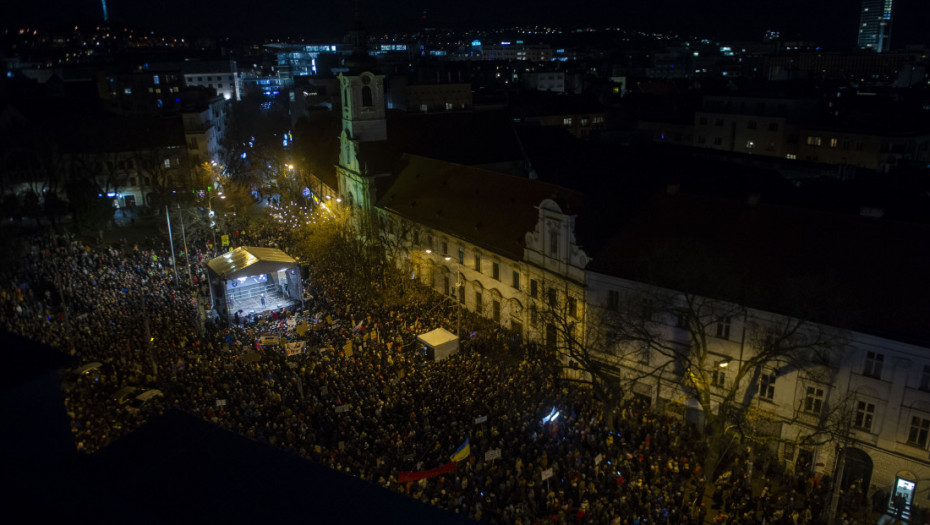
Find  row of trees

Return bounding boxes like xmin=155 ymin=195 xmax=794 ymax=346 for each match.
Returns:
xmin=532 ymin=270 xmax=873 ymax=518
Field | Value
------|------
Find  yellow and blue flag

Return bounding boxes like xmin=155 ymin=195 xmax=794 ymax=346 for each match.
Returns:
xmin=450 ymin=438 xmax=470 ymax=462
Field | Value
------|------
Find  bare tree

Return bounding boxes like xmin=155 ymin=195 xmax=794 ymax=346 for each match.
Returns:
xmin=593 ymin=281 xmax=844 ymax=490
xmin=133 ymin=145 xmax=184 ymax=209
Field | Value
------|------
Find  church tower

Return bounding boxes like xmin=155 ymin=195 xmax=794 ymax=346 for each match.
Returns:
xmin=335 ymin=14 xmax=387 ymax=213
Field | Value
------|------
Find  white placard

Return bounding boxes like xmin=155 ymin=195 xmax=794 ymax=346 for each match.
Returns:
xmin=474 ymin=415 xmax=488 ymax=424
xmin=541 ymin=468 xmax=553 ymax=481
xmin=485 ymin=448 xmax=502 ymax=461
xmin=594 ymin=453 xmax=603 ymax=465
xmin=335 ymin=404 xmax=350 ymax=413
xmin=285 ymin=342 xmax=304 ymax=356
xmin=216 ymin=399 xmax=226 ymax=406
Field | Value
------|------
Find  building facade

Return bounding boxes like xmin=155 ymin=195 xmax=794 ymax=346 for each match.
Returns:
xmin=181 ymin=59 xmax=241 ymax=101
xmin=329 ymin=64 xmax=930 ymax=514
xmin=858 ymin=0 xmax=894 ymax=53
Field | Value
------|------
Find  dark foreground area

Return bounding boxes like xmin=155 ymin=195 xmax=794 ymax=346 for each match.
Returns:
xmin=0 ymin=330 xmax=473 ymax=525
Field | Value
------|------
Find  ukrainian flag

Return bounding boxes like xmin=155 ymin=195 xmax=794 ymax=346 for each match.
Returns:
xmin=450 ymin=438 xmax=470 ymax=462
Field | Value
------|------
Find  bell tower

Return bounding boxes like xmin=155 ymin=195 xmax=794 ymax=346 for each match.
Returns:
xmin=334 ymin=7 xmax=387 ymax=213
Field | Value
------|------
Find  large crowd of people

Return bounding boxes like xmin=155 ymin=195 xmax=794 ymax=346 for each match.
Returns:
xmin=0 ymin=222 xmax=881 ymax=524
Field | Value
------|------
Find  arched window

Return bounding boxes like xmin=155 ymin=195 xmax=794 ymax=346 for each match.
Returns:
xmin=362 ymin=86 xmax=373 ymax=107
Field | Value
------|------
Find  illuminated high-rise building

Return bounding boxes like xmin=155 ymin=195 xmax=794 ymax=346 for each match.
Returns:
xmin=857 ymin=0 xmax=893 ymax=52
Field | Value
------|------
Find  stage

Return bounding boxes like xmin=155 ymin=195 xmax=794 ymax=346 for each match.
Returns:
xmin=206 ymin=247 xmax=302 ymax=323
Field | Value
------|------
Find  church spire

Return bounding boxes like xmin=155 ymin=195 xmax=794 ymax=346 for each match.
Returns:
xmin=343 ymin=1 xmax=375 ymax=73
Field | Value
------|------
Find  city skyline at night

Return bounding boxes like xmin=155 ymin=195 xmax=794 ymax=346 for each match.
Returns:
xmin=5 ymin=0 xmax=930 ymax=48
xmin=3 ymin=0 xmax=930 ymax=523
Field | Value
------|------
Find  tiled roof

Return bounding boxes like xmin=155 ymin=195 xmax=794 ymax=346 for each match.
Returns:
xmin=378 ymin=155 xmax=582 ymax=260
xmin=588 ymin=191 xmax=930 ymax=346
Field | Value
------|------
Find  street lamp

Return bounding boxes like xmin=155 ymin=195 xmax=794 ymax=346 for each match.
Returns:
xmin=445 ymin=256 xmax=462 ymax=339
xmin=207 ymin=192 xmax=224 ymax=249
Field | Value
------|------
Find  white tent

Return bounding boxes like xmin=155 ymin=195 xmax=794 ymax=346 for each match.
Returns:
xmin=416 ymin=327 xmax=459 ymax=362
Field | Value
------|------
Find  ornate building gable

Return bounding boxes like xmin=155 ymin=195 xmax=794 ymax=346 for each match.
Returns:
xmin=524 ymin=198 xmax=589 ymax=283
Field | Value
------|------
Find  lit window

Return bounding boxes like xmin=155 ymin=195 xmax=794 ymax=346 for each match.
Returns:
xmin=563 ymin=117 xmax=573 ymax=126
xmin=855 ymin=401 xmax=875 ymax=432
xmin=829 ymin=137 xmax=839 ymax=148
xmin=908 ymin=417 xmax=930 ymax=448
xmin=806 ymin=136 xmax=822 ymax=146
xmin=746 ymin=141 xmax=755 ymax=149
xmin=804 ymin=386 xmax=824 ymax=413
xmin=863 ymin=351 xmax=884 ymax=379
xmin=786 ymin=153 xmax=797 ymax=160
xmin=760 ymin=373 xmax=776 ymax=400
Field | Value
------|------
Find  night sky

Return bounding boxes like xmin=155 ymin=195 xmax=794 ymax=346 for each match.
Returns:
xmin=6 ymin=0 xmax=930 ymax=48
